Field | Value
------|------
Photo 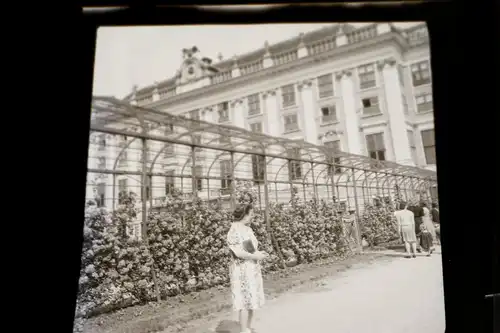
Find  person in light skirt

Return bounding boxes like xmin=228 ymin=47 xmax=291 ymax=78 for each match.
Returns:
xmin=394 ymin=201 xmax=418 ymax=258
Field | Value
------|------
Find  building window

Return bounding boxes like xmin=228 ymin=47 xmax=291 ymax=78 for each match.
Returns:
xmin=189 ymin=110 xmax=200 ymax=121
xmin=410 ymin=60 xmax=431 ymax=86
xmin=321 ymin=105 xmax=337 ymax=124
xmin=97 ymin=183 xmax=106 ymax=207
xmin=366 ymin=133 xmax=386 ymax=161
xmin=98 ymin=134 xmax=106 ymax=151
xmin=118 ymin=135 xmax=127 ymax=147
xmin=164 ymin=123 xmax=174 ymax=134
xmin=163 ymin=144 xmax=174 ymax=157
xmin=98 ymin=157 xmax=106 ymax=169
xmin=165 ymin=170 xmax=175 ymax=195
xmin=141 ymin=176 xmax=152 ymax=202
xmin=324 ymin=140 xmax=342 ymax=175
xmin=118 ymin=178 xmax=128 ymax=195
xmin=407 ymin=130 xmax=418 ymax=165
xmin=287 ymin=148 xmax=302 ymax=180
xmin=421 ymin=129 xmax=436 ymax=165
xmin=218 ymin=102 xmax=229 ymax=122
xmin=248 ymin=94 xmax=261 ymax=115
xmin=317 ymin=74 xmax=334 ymax=98
xmin=220 ymin=160 xmax=232 ymax=195
xmin=219 ymin=135 xmax=231 ymax=145
xmin=252 ymin=154 xmax=266 ymax=184
xmin=118 ymin=151 xmax=128 ymax=168
xmin=250 ymin=122 xmax=262 ymax=133
xmin=118 ymin=178 xmax=128 ymax=204
xmin=192 ymin=165 xmax=203 ymax=191
xmin=281 ymin=84 xmax=296 ymax=108
xmin=361 ymin=97 xmax=380 ymax=115
xmin=430 ymin=186 xmax=438 ymax=201
xmin=192 ymin=135 xmax=202 ymax=152
xmin=358 ymin=64 xmax=376 ymax=89
xmin=284 ymin=114 xmax=299 ymax=132
xmin=415 ymin=93 xmax=433 ymax=113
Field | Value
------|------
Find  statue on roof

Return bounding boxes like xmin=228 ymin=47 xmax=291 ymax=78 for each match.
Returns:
xmin=182 ymin=46 xmax=200 ymax=60
xmin=178 ymin=46 xmax=218 ymax=85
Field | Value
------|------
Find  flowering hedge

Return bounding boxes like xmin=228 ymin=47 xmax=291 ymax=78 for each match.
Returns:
xmin=360 ymin=203 xmax=399 ymax=246
xmin=76 ymin=183 xmax=358 ymax=322
xmin=76 ymin=203 xmax=155 ymax=319
xmin=147 ymin=198 xmax=233 ymax=296
xmin=270 ymin=191 xmax=348 ymax=265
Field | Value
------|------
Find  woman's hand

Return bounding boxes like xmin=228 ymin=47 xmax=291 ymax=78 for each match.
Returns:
xmin=254 ymin=251 xmax=269 ymax=261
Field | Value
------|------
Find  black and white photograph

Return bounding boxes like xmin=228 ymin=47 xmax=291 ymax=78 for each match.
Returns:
xmin=77 ymin=20 xmax=444 ymax=333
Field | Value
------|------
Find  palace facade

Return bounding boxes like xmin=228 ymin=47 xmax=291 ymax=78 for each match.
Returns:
xmin=87 ymin=22 xmax=435 ymax=219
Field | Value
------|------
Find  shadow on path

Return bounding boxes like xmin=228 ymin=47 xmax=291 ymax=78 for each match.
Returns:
xmin=214 ymin=320 xmax=240 ymax=333
xmin=365 ymin=244 xmax=442 ymax=257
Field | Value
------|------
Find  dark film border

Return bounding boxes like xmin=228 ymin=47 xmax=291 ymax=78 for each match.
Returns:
xmin=38 ymin=2 xmax=497 ymax=333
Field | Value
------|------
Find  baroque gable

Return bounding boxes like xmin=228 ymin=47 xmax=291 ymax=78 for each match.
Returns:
xmin=177 ymin=46 xmax=219 ymax=85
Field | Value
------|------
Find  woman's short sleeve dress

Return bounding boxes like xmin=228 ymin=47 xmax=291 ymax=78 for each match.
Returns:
xmin=394 ymin=210 xmax=417 ymax=243
xmin=227 ymin=223 xmax=265 ymax=311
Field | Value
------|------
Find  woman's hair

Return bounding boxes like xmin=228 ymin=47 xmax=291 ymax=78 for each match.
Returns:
xmin=432 ymin=202 xmax=438 ymax=208
xmin=420 ymin=201 xmax=427 ymax=207
xmin=399 ymin=201 xmax=407 ymax=210
xmin=233 ymin=204 xmax=253 ymax=221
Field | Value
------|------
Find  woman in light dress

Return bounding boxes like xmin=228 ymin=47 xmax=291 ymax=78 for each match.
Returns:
xmin=421 ymin=201 xmax=437 ymax=249
xmin=394 ymin=201 xmax=418 ymax=258
xmin=227 ymin=204 xmax=269 ymax=333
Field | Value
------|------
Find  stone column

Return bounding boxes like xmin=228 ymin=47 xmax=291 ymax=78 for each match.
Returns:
xmin=297 ymin=79 xmax=318 ymax=144
xmin=378 ymin=58 xmax=413 ymax=165
xmin=336 ymin=69 xmax=362 ymax=155
xmin=262 ymin=89 xmax=283 ymax=197
xmin=231 ymin=99 xmax=245 ymax=129
xmin=263 ymin=89 xmax=279 ymax=136
xmin=230 ymin=99 xmax=248 ymax=179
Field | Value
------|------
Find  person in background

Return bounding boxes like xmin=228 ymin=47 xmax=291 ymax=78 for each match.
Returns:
xmin=431 ymin=202 xmax=440 ymax=244
xmin=417 ymin=223 xmax=434 ymax=256
xmin=227 ymin=204 xmax=269 ymax=333
xmin=394 ymin=201 xmax=418 ymax=258
xmin=407 ymin=199 xmax=424 ymax=252
xmin=421 ymin=201 xmax=437 ymax=250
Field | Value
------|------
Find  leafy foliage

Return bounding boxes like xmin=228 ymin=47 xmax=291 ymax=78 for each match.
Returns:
xmin=76 ymin=184 xmax=397 ymax=323
xmin=360 ymin=203 xmax=399 ymax=246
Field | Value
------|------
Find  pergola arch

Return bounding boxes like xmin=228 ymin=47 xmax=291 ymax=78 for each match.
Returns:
xmin=88 ymin=96 xmax=438 ymax=238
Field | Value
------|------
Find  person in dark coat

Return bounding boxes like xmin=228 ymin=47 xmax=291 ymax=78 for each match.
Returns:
xmin=407 ymin=199 xmax=424 ymax=252
xmin=431 ymin=202 xmax=440 ymax=244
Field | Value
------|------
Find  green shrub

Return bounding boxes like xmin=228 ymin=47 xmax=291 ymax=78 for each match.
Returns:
xmin=76 ymin=184 xmax=356 ymax=320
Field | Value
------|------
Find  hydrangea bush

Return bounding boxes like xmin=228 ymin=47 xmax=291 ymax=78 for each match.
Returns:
xmin=147 ymin=197 xmax=233 ymax=296
xmin=76 ymin=199 xmax=155 ymax=320
xmin=76 ymin=184 xmax=358 ymax=321
xmin=270 ymin=190 xmax=348 ymax=265
xmin=360 ymin=202 xmax=399 ymax=246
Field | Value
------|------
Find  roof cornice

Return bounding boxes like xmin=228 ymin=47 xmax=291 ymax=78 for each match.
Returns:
xmin=146 ymin=31 xmax=412 ymax=109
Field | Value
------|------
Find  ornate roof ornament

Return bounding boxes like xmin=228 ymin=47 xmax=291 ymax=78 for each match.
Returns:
xmin=263 ymin=41 xmax=271 ymax=57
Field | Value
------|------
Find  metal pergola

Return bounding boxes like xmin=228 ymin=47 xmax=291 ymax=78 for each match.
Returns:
xmin=87 ymin=96 xmax=438 ymax=243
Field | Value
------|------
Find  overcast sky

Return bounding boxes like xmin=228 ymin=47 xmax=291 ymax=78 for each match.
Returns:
xmin=93 ymin=22 xmax=422 ymax=99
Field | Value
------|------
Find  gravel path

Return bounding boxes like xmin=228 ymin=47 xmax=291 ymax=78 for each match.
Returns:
xmin=199 ymin=249 xmax=445 ymax=333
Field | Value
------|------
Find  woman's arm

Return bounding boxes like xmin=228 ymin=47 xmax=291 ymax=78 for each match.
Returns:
xmin=230 ymin=247 xmax=261 ymax=260
xmin=227 ymin=230 xmax=264 ymax=260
